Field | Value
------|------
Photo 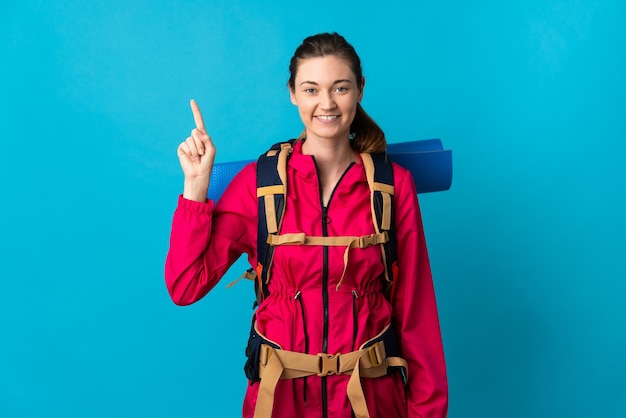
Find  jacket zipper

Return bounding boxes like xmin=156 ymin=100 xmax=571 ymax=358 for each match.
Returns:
xmin=314 ymin=158 xmax=355 ymax=418
xmin=352 ymin=290 xmax=359 ymax=351
xmin=321 ymin=204 xmax=330 ymax=418
xmin=294 ymin=291 xmax=308 ymax=404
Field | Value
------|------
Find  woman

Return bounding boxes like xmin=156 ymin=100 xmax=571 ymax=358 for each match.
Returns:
xmin=165 ymin=32 xmax=448 ymax=418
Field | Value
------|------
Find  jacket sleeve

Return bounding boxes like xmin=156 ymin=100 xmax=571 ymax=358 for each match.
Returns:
xmin=164 ymin=163 xmax=258 ymax=306
xmin=391 ymin=166 xmax=448 ymax=417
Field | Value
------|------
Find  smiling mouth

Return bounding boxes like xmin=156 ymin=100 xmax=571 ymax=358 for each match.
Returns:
xmin=315 ymin=115 xmax=339 ymax=121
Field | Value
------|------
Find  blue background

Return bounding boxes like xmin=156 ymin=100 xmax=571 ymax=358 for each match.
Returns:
xmin=1 ymin=1 xmax=625 ymax=417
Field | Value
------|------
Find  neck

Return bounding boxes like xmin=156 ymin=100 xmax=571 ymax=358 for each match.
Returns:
xmin=301 ymin=135 xmax=358 ymax=169
xmin=301 ymin=136 xmax=360 ymax=206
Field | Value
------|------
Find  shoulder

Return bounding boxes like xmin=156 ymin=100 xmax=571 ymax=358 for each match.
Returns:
xmin=392 ymin=161 xmax=412 ymax=182
xmin=234 ymin=161 xmax=257 ymax=189
xmin=391 ymin=162 xmax=419 ymax=206
xmin=217 ymin=161 xmax=257 ymax=205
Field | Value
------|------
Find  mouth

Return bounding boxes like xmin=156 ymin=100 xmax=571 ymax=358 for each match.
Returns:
xmin=315 ymin=115 xmax=339 ymax=121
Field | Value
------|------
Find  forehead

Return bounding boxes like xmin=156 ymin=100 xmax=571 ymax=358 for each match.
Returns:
xmin=295 ymin=55 xmax=356 ymax=83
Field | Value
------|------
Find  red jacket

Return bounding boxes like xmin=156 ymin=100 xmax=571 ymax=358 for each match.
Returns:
xmin=165 ymin=140 xmax=448 ymax=417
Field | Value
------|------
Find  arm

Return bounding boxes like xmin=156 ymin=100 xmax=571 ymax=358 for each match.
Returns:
xmin=164 ymin=99 xmax=257 ymax=305
xmin=391 ymin=166 xmax=448 ymax=417
xmin=164 ymin=163 xmax=258 ymax=305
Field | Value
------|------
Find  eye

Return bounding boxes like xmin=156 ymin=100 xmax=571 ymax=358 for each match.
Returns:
xmin=304 ymin=88 xmax=317 ymax=94
xmin=335 ymin=86 xmax=349 ymax=93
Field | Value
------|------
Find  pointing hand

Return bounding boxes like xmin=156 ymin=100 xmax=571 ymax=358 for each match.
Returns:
xmin=177 ymin=99 xmax=216 ymax=180
xmin=177 ymin=100 xmax=216 ymax=201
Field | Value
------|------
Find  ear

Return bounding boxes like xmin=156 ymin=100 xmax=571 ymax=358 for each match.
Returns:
xmin=289 ymin=88 xmax=298 ymax=105
xmin=358 ymin=77 xmax=365 ymax=102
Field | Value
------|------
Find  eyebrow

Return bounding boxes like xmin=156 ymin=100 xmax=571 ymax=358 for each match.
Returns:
xmin=299 ymin=79 xmax=353 ymax=86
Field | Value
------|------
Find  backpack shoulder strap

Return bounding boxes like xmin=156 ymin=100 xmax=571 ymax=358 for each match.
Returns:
xmin=360 ymin=151 xmax=399 ymax=298
xmin=254 ymin=140 xmax=294 ymax=305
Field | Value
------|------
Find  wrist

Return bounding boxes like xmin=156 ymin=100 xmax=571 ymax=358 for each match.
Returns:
xmin=183 ymin=177 xmax=210 ymax=202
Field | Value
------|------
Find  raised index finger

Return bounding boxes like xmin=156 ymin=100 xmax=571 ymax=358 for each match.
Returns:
xmin=190 ymin=99 xmax=206 ymax=132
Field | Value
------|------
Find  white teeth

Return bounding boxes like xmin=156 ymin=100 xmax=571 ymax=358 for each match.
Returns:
xmin=317 ymin=115 xmax=337 ymax=121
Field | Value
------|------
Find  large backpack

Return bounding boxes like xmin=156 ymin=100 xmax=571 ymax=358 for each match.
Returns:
xmin=240 ymin=139 xmax=399 ymax=307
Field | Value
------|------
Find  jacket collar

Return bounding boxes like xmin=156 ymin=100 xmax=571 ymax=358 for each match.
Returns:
xmin=288 ymin=139 xmax=366 ymax=181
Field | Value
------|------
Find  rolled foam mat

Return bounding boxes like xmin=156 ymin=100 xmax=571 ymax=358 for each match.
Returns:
xmin=208 ymin=139 xmax=452 ymax=201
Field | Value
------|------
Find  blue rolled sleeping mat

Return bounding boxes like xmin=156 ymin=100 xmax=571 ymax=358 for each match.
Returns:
xmin=208 ymin=138 xmax=452 ymax=201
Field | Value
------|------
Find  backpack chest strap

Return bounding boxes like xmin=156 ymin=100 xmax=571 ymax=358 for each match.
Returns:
xmin=266 ymin=232 xmax=389 ymax=290
xmin=266 ymin=232 xmax=388 ymax=248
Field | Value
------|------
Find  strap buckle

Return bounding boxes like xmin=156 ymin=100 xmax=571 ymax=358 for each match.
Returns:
xmin=357 ymin=234 xmax=377 ymax=248
xmin=357 ymin=232 xmax=389 ymax=248
xmin=260 ymin=345 xmax=274 ymax=366
xmin=317 ymin=353 xmax=340 ymax=376
xmin=367 ymin=343 xmax=384 ymax=367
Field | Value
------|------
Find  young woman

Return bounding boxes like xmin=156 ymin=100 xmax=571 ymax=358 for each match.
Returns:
xmin=165 ymin=32 xmax=448 ymax=418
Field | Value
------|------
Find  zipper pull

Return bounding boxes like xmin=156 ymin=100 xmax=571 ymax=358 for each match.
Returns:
xmin=322 ymin=206 xmax=331 ymax=225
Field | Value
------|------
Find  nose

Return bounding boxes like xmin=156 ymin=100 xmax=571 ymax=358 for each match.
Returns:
xmin=319 ymin=91 xmax=336 ymax=110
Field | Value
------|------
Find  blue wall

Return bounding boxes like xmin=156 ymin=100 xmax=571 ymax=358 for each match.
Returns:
xmin=1 ymin=1 xmax=625 ymax=416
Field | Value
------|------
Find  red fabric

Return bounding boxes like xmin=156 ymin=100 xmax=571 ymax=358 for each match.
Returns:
xmin=165 ymin=141 xmax=448 ymax=417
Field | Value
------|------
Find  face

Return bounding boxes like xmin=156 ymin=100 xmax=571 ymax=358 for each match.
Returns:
xmin=289 ymin=55 xmax=364 ymax=143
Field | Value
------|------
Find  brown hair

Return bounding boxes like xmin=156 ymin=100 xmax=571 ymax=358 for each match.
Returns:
xmin=288 ymin=33 xmax=386 ymax=153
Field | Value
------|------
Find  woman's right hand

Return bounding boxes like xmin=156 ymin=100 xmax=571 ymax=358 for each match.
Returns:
xmin=178 ymin=99 xmax=216 ymax=201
